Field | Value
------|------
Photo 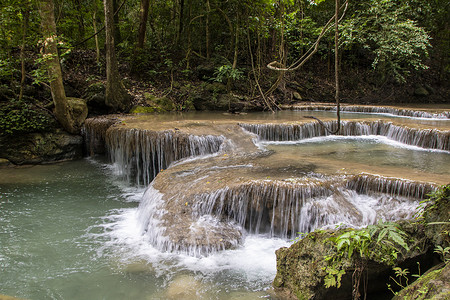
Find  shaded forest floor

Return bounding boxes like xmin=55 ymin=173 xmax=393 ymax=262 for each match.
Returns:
xmin=1 ymin=48 xmax=449 ymax=126
xmin=60 ymin=49 xmax=449 ymax=116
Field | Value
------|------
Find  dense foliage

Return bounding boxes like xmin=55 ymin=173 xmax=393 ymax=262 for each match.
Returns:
xmin=0 ymin=98 xmax=55 ymax=135
xmin=0 ymin=0 xmax=448 ymax=133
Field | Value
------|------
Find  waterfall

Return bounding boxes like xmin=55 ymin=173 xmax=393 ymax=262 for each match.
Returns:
xmin=105 ymin=127 xmax=226 ymax=185
xmin=240 ymin=121 xmax=450 ymax=151
xmin=288 ymin=105 xmax=450 ymax=119
xmin=191 ymin=180 xmax=334 ymax=239
xmin=137 ymin=184 xmax=243 ymax=257
xmin=346 ymin=174 xmax=434 ymax=200
xmin=82 ymin=117 xmax=119 ymax=155
xmin=185 ymin=177 xmax=432 ymax=240
xmin=81 ymin=114 xmax=444 ymax=257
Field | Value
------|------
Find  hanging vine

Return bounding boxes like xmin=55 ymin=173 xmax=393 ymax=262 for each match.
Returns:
xmin=267 ymin=0 xmax=349 ymax=134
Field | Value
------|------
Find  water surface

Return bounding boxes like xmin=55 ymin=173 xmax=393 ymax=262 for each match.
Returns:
xmin=0 ymin=159 xmax=286 ymax=300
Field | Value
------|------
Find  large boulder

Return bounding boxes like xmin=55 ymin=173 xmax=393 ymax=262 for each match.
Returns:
xmin=273 ymin=230 xmax=344 ymax=300
xmin=273 ymin=223 xmax=433 ymax=300
xmin=0 ymin=129 xmax=83 ymax=164
xmin=83 ymin=82 xmax=109 ymax=114
xmin=67 ymin=97 xmax=88 ymax=129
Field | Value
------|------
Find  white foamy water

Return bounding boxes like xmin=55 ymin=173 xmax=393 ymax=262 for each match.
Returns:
xmin=90 ymin=204 xmax=290 ymax=291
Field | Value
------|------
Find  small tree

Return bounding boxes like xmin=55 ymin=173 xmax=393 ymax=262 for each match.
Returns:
xmin=103 ymin=0 xmax=131 ymax=111
xmin=38 ymin=0 xmax=79 ymax=134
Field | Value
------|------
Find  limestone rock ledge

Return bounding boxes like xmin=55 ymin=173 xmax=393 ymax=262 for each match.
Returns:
xmin=0 ymin=129 xmax=83 ymax=164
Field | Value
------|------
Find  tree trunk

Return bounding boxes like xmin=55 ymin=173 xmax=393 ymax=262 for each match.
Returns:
xmin=179 ymin=0 xmax=185 ymax=38
xmin=93 ymin=11 xmax=100 ymax=64
xmin=73 ymin=0 xmax=85 ymax=44
xmin=112 ymin=0 xmax=121 ymax=44
xmin=19 ymin=9 xmax=29 ymax=101
xmin=38 ymin=0 xmax=78 ymax=134
xmin=103 ymin=0 xmax=130 ymax=111
xmin=335 ymin=0 xmax=341 ymax=130
xmin=205 ymin=0 xmax=210 ymax=59
xmin=227 ymin=14 xmax=239 ymax=92
xmin=137 ymin=0 xmax=150 ymax=49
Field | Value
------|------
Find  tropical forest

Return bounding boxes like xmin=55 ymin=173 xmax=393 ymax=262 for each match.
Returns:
xmin=0 ymin=0 xmax=449 ymax=299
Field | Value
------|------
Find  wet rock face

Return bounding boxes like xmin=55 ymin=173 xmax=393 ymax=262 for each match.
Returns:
xmin=272 ymin=231 xmax=333 ymax=300
xmin=0 ymin=129 xmax=83 ymax=164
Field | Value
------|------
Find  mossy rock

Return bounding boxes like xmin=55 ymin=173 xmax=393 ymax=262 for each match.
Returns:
xmin=273 ymin=221 xmax=433 ymax=300
xmin=205 ymin=82 xmax=227 ymax=94
xmin=143 ymin=93 xmax=175 ymax=112
xmin=0 ymin=158 xmax=11 ymax=166
xmin=393 ymin=263 xmax=450 ymax=300
xmin=67 ymin=97 xmax=88 ymax=128
xmin=83 ymin=82 xmax=108 ymax=113
xmin=196 ymin=62 xmax=216 ymax=81
xmin=414 ymin=85 xmax=430 ymax=97
xmin=0 ymin=100 xmax=57 ymax=135
xmin=130 ymin=105 xmax=157 ymax=114
xmin=273 ymin=230 xmax=345 ymax=300
xmin=154 ymin=96 xmax=175 ymax=111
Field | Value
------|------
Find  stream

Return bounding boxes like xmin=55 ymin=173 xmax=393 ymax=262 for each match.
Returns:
xmin=1 ymin=109 xmax=449 ymax=299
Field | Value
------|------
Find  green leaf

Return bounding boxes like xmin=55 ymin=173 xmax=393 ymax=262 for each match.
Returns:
xmin=389 ymin=230 xmax=409 ymax=252
xmin=377 ymin=228 xmax=389 ymax=243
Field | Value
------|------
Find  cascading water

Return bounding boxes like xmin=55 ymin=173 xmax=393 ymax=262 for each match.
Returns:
xmin=80 ymin=113 xmax=448 ymax=257
xmin=136 ymin=183 xmax=244 ymax=257
xmin=82 ymin=116 xmax=119 ymax=155
xmin=78 ymin=113 xmax=449 ymax=259
xmin=3 ymin=108 xmax=448 ymax=299
xmin=105 ymin=126 xmax=225 ymax=185
xmin=346 ymin=174 xmax=434 ymax=200
xmin=134 ymin=173 xmax=428 ymax=257
xmin=189 ymin=177 xmax=425 ymax=239
xmin=240 ymin=121 xmax=450 ymax=151
xmin=288 ymin=104 xmax=450 ymax=119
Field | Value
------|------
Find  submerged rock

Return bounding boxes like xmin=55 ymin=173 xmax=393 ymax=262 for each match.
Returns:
xmin=166 ymin=275 xmax=203 ymax=300
xmin=0 ymin=295 xmax=27 ymax=300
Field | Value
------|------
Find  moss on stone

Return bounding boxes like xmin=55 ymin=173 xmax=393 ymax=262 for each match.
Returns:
xmin=393 ymin=263 xmax=450 ymax=300
xmin=273 ymin=230 xmax=346 ymax=300
xmin=142 ymin=93 xmax=175 ymax=112
xmin=130 ymin=105 xmax=157 ymax=114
